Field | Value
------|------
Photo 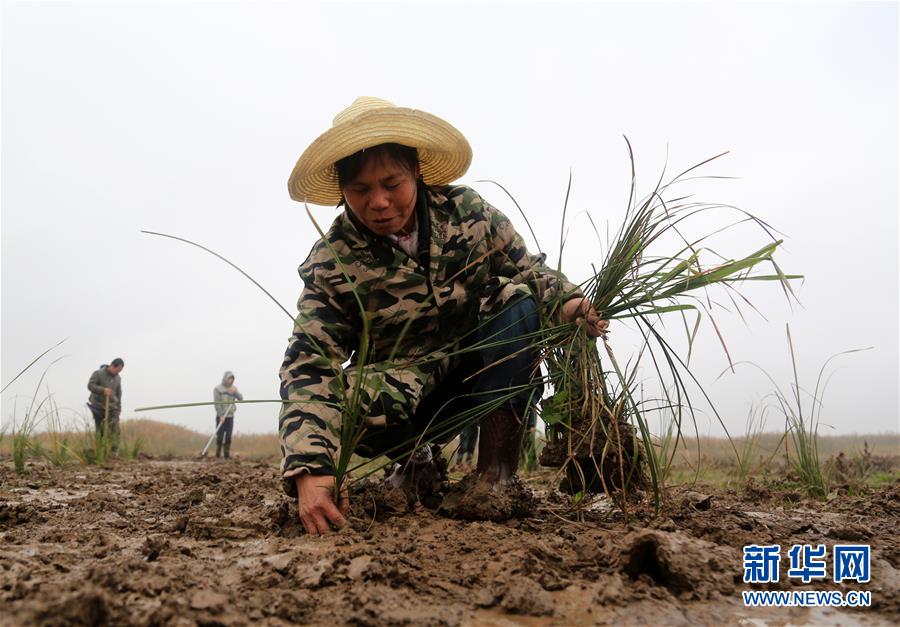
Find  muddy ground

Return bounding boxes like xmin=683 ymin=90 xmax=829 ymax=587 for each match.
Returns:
xmin=1 ymin=459 xmax=897 ymax=626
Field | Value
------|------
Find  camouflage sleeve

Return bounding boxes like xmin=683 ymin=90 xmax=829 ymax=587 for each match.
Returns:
xmin=482 ymin=199 xmax=583 ymax=308
xmin=278 ymin=275 xmax=354 ymax=496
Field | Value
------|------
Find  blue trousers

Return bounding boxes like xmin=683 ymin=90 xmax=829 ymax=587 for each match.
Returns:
xmin=357 ymin=297 xmax=542 ymax=458
xmin=457 ymin=296 xmax=543 ymax=415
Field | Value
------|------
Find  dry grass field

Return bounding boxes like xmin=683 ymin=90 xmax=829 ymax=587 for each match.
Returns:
xmin=4 ymin=418 xmax=895 ymax=479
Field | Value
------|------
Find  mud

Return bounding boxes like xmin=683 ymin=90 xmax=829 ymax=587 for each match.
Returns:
xmin=351 ymin=444 xmax=451 ymax=517
xmin=1 ymin=460 xmax=897 ymax=626
xmin=438 ymin=473 xmax=535 ymax=522
xmin=539 ymin=419 xmax=645 ymax=495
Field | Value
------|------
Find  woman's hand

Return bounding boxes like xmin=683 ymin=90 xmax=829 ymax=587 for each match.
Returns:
xmin=295 ymin=473 xmax=349 ymax=535
xmin=562 ymin=297 xmax=609 ymax=339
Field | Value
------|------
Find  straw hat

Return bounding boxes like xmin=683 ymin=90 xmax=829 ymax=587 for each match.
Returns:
xmin=288 ymin=97 xmax=472 ymax=206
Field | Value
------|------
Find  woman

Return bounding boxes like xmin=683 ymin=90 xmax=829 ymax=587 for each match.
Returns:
xmin=279 ymin=97 xmax=607 ymax=535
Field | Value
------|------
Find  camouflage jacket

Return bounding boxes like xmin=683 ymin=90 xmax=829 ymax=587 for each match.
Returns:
xmin=278 ymin=183 xmax=581 ymax=493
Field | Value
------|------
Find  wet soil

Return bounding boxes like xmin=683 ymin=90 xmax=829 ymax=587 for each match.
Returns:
xmin=539 ymin=420 xmax=645 ymax=495
xmin=1 ymin=460 xmax=897 ymax=626
xmin=437 ymin=474 xmax=535 ymax=522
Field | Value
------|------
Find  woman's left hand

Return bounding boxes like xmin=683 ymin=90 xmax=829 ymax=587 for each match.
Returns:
xmin=562 ymin=298 xmax=609 ymax=339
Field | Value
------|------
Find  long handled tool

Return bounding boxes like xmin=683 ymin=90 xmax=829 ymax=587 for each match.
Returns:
xmin=200 ymin=416 xmax=228 ymax=458
xmin=103 ymin=395 xmax=110 ymax=438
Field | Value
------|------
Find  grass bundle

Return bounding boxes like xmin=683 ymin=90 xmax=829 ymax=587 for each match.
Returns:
xmin=533 ymin=143 xmax=800 ymax=510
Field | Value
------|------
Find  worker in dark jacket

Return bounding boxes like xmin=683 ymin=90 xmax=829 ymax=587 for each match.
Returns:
xmin=87 ymin=358 xmax=124 ymax=452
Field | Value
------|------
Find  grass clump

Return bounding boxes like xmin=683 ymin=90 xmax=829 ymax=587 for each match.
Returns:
xmin=12 ymin=415 xmax=36 ymax=474
xmin=41 ymin=396 xmax=74 ymax=466
xmin=534 ymin=143 xmax=799 ymax=510
xmin=4 ymin=349 xmax=68 ymax=474
xmin=72 ymin=420 xmax=114 ymax=466
xmin=728 ymin=324 xmax=871 ymax=498
xmin=121 ymin=435 xmax=144 ymax=460
xmin=733 ymin=406 xmax=783 ymax=485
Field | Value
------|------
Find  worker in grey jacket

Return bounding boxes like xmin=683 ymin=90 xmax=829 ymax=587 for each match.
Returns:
xmin=213 ymin=371 xmax=243 ymax=459
xmin=87 ymin=358 xmax=124 ymax=452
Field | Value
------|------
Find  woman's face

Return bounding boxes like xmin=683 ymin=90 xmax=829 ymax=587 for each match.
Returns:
xmin=340 ymin=154 xmax=419 ymax=236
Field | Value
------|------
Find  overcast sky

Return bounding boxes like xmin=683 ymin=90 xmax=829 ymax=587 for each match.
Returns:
xmin=2 ymin=1 xmax=897 ymax=441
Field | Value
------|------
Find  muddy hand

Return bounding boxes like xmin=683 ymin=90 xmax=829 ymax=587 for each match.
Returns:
xmin=295 ymin=474 xmax=349 ymax=536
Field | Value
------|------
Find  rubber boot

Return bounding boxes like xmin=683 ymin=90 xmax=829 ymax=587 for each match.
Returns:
xmin=215 ymin=442 xmax=222 ymax=459
xmin=475 ymin=408 xmax=526 ymax=483
xmin=437 ymin=409 xmax=534 ymax=521
xmin=224 ymin=442 xmax=230 ymax=460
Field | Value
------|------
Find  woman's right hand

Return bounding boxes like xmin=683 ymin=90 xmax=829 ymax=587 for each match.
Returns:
xmin=561 ymin=297 xmax=609 ymax=338
xmin=295 ymin=474 xmax=349 ymax=535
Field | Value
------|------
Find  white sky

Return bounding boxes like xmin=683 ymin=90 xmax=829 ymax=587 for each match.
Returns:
xmin=2 ymin=1 xmax=898 ymax=440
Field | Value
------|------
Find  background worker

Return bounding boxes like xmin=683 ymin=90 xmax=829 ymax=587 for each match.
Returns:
xmin=87 ymin=358 xmax=124 ymax=453
xmin=213 ymin=371 xmax=243 ymax=459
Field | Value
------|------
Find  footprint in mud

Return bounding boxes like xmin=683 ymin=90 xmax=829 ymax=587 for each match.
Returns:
xmin=619 ymin=530 xmax=739 ymax=598
xmin=494 ymin=576 xmax=554 ymax=616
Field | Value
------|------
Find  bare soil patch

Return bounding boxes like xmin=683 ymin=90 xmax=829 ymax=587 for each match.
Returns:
xmin=1 ymin=460 xmax=897 ymax=625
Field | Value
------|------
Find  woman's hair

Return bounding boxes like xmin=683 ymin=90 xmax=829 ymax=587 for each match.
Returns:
xmin=110 ymin=358 xmax=124 ymax=367
xmin=334 ymin=143 xmax=419 ymax=190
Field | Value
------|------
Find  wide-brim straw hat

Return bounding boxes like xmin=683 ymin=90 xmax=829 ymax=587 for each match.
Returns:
xmin=288 ymin=97 xmax=472 ymax=206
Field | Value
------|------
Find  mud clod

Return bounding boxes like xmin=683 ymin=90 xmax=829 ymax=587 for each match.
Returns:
xmin=539 ymin=417 xmax=646 ymax=494
xmin=36 ymin=588 xmax=109 ymax=626
xmin=683 ymin=491 xmax=713 ymax=511
xmin=191 ymin=589 xmax=228 ymax=611
xmin=142 ymin=534 xmax=169 ymax=561
xmin=352 ymin=480 xmax=412 ymax=518
xmin=437 ymin=473 xmax=534 ymax=521
xmin=296 ymin=558 xmax=336 ymax=588
xmin=498 ymin=575 xmax=554 ymax=616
